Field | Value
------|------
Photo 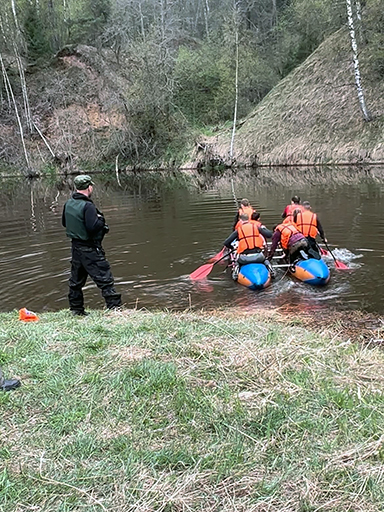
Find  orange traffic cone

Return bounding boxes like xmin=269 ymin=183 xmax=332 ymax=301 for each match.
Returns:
xmin=19 ymin=308 xmax=39 ymax=322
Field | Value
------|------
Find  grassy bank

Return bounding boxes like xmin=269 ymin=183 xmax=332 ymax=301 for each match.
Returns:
xmin=1 ymin=308 xmax=384 ymax=511
xmin=195 ymin=26 xmax=384 ymax=168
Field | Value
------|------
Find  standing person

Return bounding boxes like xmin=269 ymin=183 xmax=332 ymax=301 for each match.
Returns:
xmin=62 ymin=174 xmax=122 ymax=315
xmin=294 ymin=201 xmax=327 ymax=259
xmin=281 ymin=195 xmax=304 ymax=219
xmin=267 ymin=220 xmax=309 ymax=264
xmin=232 ymin=198 xmax=255 ymax=230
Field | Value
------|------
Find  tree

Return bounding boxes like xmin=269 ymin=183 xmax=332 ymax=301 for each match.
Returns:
xmin=24 ymin=2 xmax=50 ymax=61
xmin=346 ymin=0 xmax=371 ymax=121
xmin=230 ymin=1 xmax=240 ymax=158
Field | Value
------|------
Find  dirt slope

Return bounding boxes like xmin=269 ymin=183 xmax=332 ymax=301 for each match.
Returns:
xmin=0 ymin=45 xmax=130 ymax=172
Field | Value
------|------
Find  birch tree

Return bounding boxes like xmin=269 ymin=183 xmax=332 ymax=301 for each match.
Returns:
xmin=229 ymin=20 xmax=239 ymax=158
xmin=0 ymin=51 xmax=31 ymax=169
xmin=346 ymin=0 xmax=371 ymax=121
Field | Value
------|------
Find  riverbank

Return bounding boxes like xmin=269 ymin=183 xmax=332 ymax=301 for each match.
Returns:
xmin=1 ymin=307 xmax=383 ymax=511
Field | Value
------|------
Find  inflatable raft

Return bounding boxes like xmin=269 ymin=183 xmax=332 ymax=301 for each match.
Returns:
xmin=237 ymin=262 xmax=272 ymax=290
xmin=288 ymin=257 xmax=330 ymax=286
xmin=227 ymin=250 xmax=272 ymax=290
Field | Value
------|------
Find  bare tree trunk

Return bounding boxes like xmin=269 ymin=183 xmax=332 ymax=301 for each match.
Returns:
xmin=139 ymin=1 xmax=146 ymax=41
xmin=271 ymin=0 xmax=277 ymax=27
xmin=115 ymin=154 xmax=122 ymax=187
xmin=355 ymin=0 xmax=363 ymax=43
xmin=9 ymin=0 xmax=33 ymax=134
xmin=229 ymin=26 xmax=239 ymax=159
xmin=32 ymin=120 xmax=56 ymax=158
xmin=0 ymin=51 xmax=31 ymax=169
xmin=346 ymin=0 xmax=371 ymax=122
xmin=204 ymin=0 xmax=210 ymax=41
xmin=10 ymin=0 xmax=20 ymax=32
xmin=159 ymin=0 xmax=166 ymax=41
xmin=0 ymin=22 xmax=12 ymax=109
xmin=14 ymin=45 xmax=33 ymax=133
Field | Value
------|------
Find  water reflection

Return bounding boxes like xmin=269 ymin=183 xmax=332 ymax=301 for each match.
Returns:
xmin=0 ymin=167 xmax=383 ymax=314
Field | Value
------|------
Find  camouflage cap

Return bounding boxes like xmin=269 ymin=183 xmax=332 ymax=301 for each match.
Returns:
xmin=74 ymin=174 xmax=94 ymax=190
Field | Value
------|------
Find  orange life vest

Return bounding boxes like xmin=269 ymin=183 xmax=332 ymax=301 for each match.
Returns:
xmin=295 ymin=210 xmax=318 ymax=238
xmin=285 ymin=203 xmax=304 ymax=217
xmin=237 ymin=222 xmax=265 ymax=253
xmin=238 ymin=205 xmax=254 ymax=220
xmin=276 ymin=222 xmax=300 ymax=250
xmin=235 ymin=218 xmax=261 ymax=231
xmin=283 ymin=214 xmax=295 ymax=225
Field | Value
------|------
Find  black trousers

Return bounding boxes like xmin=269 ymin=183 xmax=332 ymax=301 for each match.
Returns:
xmin=69 ymin=244 xmax=122 ymax=312
xmin=286 ymin=237 xmax=309 ymax=263
xmin=307 ymin=236 xmax=321 ymax=259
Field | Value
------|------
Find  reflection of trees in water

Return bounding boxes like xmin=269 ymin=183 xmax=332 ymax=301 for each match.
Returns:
xmin=30 ymin=187 xmax=37 ymax=232
xmin=26 ymin=178 xmax=72 ymax=232
xmin=208 ymin=166 xmax=384 ymax=192
xmin=49 ymin=191 xmax=60 ymax=212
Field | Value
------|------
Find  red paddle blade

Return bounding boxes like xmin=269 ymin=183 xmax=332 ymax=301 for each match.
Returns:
xmin=319 ymin=247 xmax=329 ymax=256
xmin=335 ymin=260 xmax=349 ymax=269
xmin=189 ymin=263 xmax=214 ymax=280
xmin=207 ymin=247 xmax=225 ymax=263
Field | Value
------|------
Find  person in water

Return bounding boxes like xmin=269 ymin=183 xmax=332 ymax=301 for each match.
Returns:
xmin=62 ymin=174 xmax=122 ymax=315
xmin=281 ymin=195 xmax=304 ymax=219
xmin=267 ymin=218 xmax=309 ymax=264
xmin=294 ymin=201 xmax=327 ymax=259
xmin=232 ymin=198 xmax=256 ymax=230
xmin=224 ymin=213 xmax=274 ymax=278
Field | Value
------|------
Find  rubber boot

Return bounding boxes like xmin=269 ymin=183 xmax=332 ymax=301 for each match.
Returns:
xmin=264 ymin=260 xmax=276 ymax=278
xmin=0 ymin=367 xmax=21 ymax=392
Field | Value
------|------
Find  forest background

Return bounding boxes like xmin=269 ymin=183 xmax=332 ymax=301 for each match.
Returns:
xmin=0 ymin=0 xmax=383 ymax=173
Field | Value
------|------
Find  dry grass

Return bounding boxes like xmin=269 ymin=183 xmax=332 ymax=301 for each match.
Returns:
xmin=1 ymin=307 xmax=384 ymax=511
xmin=193 ymin=27 xmax=384 ymax=167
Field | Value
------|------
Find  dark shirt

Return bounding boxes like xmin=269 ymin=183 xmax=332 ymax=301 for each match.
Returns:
xmin=268 ymin=230 xmax=282 ymax=259
xmin=315 ymin=217 xmax=325 ymax=240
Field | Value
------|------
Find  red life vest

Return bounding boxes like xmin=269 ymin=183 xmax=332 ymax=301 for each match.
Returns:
xmin=284 ymin=203 xmax=304 ymax=217
xmin=237 ymin=222 xmax=265 ymax=253
xmin=276 ymin=222 xmax=300 ymax=250
xmin=295 ymin=210 xmax=318 ymax=238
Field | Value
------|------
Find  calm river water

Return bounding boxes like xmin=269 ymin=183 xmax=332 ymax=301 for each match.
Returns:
xmin=1 ymin=167 xmax=383 ymax=314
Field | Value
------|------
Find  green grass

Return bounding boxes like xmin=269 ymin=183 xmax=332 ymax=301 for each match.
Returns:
xmin=1 ymin=308 xmax=384 ymax=511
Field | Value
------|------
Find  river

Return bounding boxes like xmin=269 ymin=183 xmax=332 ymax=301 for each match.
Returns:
xmin=0 ymin=166 xmax=383 ymax=314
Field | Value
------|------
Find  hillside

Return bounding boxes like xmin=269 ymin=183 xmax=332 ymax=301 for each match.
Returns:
xmin=191 ymin=27 xmax=384 ymax=168
xmin=1 ymin=25 xmax=384 ymax=174
xmin=0 ymin=45 xmax=140 ymax=172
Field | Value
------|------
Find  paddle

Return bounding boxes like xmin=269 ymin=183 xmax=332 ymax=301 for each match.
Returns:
xmin=190 ymin=252 xmax=231 ymax=280
xmin=207 ymin=247 xmax=226 ymax=263
xmin=323 ymin=241 xmax=349 ymax=269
